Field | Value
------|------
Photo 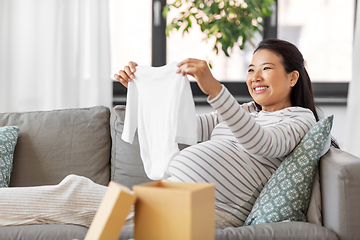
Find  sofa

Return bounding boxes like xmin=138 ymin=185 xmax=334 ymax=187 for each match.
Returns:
xmin=0 ymin=105 xmax=359 ymax=240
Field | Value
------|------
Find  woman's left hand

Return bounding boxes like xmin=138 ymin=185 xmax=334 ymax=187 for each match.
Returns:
xmin=177 ymin=58 xmax=222 ymax=100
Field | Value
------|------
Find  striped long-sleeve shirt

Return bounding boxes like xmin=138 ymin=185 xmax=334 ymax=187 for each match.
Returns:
xmin=167 ymin=85 xmax=316 ymax=227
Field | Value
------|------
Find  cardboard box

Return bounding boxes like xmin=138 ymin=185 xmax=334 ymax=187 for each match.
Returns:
xmin=84 ymin=181 xmax=136 ymax=240
xmin=133 ymin=181 xmax=215 ymax=240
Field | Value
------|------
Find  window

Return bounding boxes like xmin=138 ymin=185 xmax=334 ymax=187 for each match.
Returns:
xmin=109 ymin=0 xmax=152 ymax=75
xmin=166 ymin=3 xmax=261 ymax=82
xmin=110 ymin=0 xmax=355 ymax=82
xmin=110 ymin=0 xmax=355 ymax=105
xmin=166 ymin=0 xmax=355 ymax=82
xmin=166 ymin=26 xmax=262 ymax=82
xmin=278 ymin=0 xmax=355 ymax=82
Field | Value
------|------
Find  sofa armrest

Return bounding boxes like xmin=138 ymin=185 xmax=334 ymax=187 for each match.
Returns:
xmin=320 ymin=147 xmax=360 ymax=240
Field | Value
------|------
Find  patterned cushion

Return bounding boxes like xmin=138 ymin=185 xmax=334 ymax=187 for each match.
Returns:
xmin=0 ymin=126 xmax=20 ymax=187
xmin=244 ymin=115 xmax=333 ymax=225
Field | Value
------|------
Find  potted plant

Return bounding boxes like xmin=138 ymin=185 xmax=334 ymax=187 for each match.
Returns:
xmin=163 ymin=0 xmax=275 ymax=57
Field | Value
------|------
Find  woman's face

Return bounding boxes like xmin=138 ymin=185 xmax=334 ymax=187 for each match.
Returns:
xmin=246 ymin=49 xmax=298 ymax=112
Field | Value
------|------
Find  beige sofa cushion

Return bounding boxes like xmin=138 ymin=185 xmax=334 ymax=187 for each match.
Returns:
xmin=0 ymin=106 xmax=111 ymax=187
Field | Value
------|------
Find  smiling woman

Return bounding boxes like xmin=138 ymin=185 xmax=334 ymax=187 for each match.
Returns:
xmin=249 ymin=39 xmax=320 ymax=122
xmin=115 ymin=38 xmax=339 ymax=227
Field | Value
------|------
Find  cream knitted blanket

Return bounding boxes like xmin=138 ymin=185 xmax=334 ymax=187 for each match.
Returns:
xmin=0 ymin=175 xmax=107 ymax=228
xmin=0 ymin=174 xmax=233 ymax=229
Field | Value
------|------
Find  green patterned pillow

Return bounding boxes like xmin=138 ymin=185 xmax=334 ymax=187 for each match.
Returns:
xmin=244 ymin=115 xmax=333 ymax=226
xmin=0 ymin=126 xmax=20 ymax=187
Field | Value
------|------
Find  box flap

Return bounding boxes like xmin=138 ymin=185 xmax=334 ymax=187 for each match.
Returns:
xmin=84 ymin=181 xmax=136 ymax=240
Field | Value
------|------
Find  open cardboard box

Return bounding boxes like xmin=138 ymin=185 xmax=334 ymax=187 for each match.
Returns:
xmin=84 ymin=181 xmax=136 ymax=240
xmin=84 ymin=180 xmax=215 ymax=240
xmin=133 ymin=181 xmax=215 ymax=240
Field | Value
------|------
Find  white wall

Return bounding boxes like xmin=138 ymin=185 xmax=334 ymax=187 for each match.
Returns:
xmin=317 ymin=105 xmax=347 ymax=148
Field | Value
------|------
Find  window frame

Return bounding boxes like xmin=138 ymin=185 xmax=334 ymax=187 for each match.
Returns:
xmin=113 ymin=0 xmax=356 ymax=106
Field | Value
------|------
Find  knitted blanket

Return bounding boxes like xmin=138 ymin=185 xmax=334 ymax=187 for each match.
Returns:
xmin=0 ymin=175 xmax=107 ymax=228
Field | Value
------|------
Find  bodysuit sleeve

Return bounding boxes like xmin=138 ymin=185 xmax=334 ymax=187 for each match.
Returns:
xmin=121 ymin=81 xmax=138 ymax=144
xmin=174 ymin=74 xmax=197 ymax=145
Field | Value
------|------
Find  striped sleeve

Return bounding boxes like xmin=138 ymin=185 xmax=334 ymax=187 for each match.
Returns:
xmin=195 ymin=100 xmax=257 ymax=143
xmin=196 ymin=112 xmax=220 ymax=142
xmin=208 ymin=85 xmax=316 ymax=158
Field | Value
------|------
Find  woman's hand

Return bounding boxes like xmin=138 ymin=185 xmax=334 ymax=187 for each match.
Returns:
xmin=114 ymin=61 xmax=138 ymax=88
xmin=177 ymin=58 xmax=222 ymax=100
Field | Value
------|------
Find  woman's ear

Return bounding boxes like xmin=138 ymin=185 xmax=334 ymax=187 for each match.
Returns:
xmin=290 ymin=70 xmax=299 ymax=87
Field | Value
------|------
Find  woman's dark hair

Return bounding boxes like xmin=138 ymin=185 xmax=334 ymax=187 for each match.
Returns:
xmin=253 ymin=38 xmax=339 ymax=148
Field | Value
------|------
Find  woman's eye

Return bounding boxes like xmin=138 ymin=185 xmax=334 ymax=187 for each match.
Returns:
xmin=263 ymin=67 xmax=271 ymax=70
xmin=248 ymin=69 xmax=254 ymax=72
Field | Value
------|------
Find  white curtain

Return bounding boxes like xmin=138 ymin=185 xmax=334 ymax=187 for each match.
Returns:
xmin=344 ymin=3 xmax=360 ymax=157
xmin=0 ymin=0 xmax=111 ymax=112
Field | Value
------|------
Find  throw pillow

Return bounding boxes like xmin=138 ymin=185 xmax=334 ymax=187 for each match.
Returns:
xmin=244 ymin=115 xmax=333 ymax=226
xmin=0 ymin=107 xmax=111 ymax=187
xmin=0 ymin=126 xmax=20 ymax=187
xmin=110 ymin=105 xmax=151 ymax=189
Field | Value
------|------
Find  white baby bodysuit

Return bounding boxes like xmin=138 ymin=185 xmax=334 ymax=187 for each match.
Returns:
xmin=121 ymin=62 xmax=197 ymax=180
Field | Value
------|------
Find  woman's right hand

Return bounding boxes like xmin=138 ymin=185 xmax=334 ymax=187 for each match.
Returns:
xmin=114 ymin=61 xmax=138 ymax=88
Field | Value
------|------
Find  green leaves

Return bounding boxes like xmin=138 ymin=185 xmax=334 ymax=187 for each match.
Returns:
xmin=163 ymin=0 xmax=275 ymax=57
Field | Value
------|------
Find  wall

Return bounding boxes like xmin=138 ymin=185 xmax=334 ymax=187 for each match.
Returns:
xmin=317 ymin=105 xmax=347 ymax=148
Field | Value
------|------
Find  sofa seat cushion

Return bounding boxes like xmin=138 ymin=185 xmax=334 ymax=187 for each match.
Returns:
xmin=215 ymin=222 xmax=338 ymax=240
xmin=0 ymin=224 xmax=87 ymax=240
xmin=0 ymin=106 xmax=111 ymax=187
xmin=119 ymin=222 xmax=338 ymax=240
